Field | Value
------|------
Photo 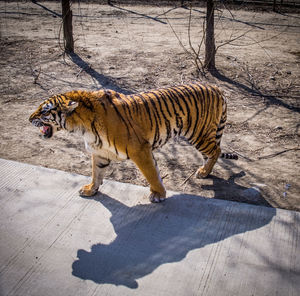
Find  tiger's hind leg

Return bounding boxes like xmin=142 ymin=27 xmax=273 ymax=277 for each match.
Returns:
xmin=202 ymin=154 xmax=208 ymax=165
xmin=194 ymin=91 xmax=226 ymax=178
xmin=196 ymin=145 xmax=221 ymax=178
xmin=130 ymin=146 xmax=166 ymax=203
xmin=191 ymin=132 xmax=221 ymax=178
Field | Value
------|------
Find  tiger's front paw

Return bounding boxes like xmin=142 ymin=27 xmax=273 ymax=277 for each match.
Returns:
xmin=149 ymin=192 xmax=166 ymax=203
xmin=79 ymin=184 xmax=98 ymax=197
xmin=196 ymin=167 xmax=210 ymax=179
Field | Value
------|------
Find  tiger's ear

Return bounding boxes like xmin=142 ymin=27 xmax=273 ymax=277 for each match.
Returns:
xmin=62 ymin=100 xmax=79 ymax=114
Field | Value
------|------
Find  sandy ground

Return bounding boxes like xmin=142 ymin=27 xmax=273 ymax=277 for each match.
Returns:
xmin=0 ymin=1 xmax=299 ymax=210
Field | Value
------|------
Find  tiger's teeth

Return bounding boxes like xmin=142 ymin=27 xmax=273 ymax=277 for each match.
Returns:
xmin=40 ymin=126 xmax=49 ymax=134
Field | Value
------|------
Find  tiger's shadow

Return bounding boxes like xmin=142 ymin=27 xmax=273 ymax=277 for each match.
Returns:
xmin=72 ymin=183 xmax=275 ymax=289
xmin=202 ymin=171 xmax=271 ymax=207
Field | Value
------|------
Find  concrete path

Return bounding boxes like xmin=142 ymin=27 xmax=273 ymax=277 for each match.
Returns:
xmin=0 ymin=158 xmax=299 ymax=296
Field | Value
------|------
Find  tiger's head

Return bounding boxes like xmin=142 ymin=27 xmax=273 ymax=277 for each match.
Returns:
xmin=29 ymin=95 xmax=78 ymax=139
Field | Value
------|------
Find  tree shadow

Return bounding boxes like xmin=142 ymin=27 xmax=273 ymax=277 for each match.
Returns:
xmin=69 ymin=53 xmax=133 ymax=94
xmin=212 ymin=69 xmax=300 ymax=113
xmin=31 ymin=0 xmax=61 ymax=17
xmin=110 ymin=3 xmax=167 ymax=24
xmin=72 ymin=192 xmax=275 ymax=288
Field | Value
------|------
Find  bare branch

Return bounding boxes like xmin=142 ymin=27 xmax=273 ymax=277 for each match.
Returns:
xmin=187 ymin=5 xmax=205 ymax=73
xmin=258 ymin=148 xmax=300 ymax=160
xmin=227 ymin=27 xmax=288 ymax=48
xmin=165 ymin=15 xmax=192 ymax=57
xmin=165 ymin=5 xmax=206 ymax=74
xmin=216 ymin=29 xmax=253 ymax=52
xmin=180 ymin=170 xmax=196 ymax=187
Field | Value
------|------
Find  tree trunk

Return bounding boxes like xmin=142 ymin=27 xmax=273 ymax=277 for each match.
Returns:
xmin=61 ymin=0 xmax=74 ymax=53
xmin=273 ymin=0 xmax=277 ymax=12
xmin=204 ymin=0 xmax=216 ymax=71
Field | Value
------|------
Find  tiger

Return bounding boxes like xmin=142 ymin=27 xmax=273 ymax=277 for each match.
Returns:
xmin=29 ymin=82 xmax=237 ymax=203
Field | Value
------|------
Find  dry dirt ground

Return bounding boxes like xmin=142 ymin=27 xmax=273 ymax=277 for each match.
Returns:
xmin=0 ymin=1 xmax=299 ymax=210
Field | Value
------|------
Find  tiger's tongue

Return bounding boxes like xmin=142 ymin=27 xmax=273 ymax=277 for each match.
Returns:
xmin=41 ymin=126 xmax=50 ymax=134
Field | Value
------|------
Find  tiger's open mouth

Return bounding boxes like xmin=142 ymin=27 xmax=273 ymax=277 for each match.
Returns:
xmin=39 ymin=124 xmax=53 ymax=139
xmin=30 ymin=118 xmax=53 ymax=139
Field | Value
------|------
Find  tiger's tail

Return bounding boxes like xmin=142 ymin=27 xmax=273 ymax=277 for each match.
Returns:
xmin=220 ymin=153 xmax=238 ymax=160
xmin=217 ymin=93 xmax=238 ymax=161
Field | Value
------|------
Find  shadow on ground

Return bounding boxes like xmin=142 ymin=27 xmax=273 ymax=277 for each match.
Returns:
xmin=69 ymin=53 xmax=133 ymax=94
xmin=72 ymin=193 xmax=275 ymax=288
xmin=212 ymin=69 xmax=300 ymax=113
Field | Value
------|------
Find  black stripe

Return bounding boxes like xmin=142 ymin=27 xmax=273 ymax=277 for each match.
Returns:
xmin=57 ymin=110 xmax=65 ymax=128
xmin=150 ymin=91 xmax=168 ymax=121
xmin=115 ymin=94 xmax=138 ymax=138
xmin=145 ymin=93 xmax=162 ymax=126
xmin=186 ymin=84 xmax=201 ymax=142
xmin=125 ymin=146 xmax=129 ymax=159
xmin=140 ymin=93 xmax=160 ymax=149
xmin=221 ymin=153 xmax=238 ymax=160
xmin=115 ymin=92 xmax=134 ymax=120
xmin=181 ymin=85 xmax=200 ymax=139
xmin=91 ymin=120 xmax=102 ymax=147
xmin=150 ymin=91 xmax=172 ymax=144
xmin=114 ymin=93 xmax=144 ymax=144
xmin=220 ymin=118 xmax=226 ymax=125
xmin=105 ymin=92 xmax=130 ymax=136
xmin=190 ymin=84 xmax=205 ymax=145
xmin=113 ymin=138 xmax=118 ymax=155
xmin=173 ymin=86 xmax=192 ymax=136
xmin=166 ymin=88 xmax=185 ymax=115
xmin=197 ymin=88 xmax=221 ymax=152
xmin=156 ymin=90 xmax=173 ymax=118
xmin=161 ymin=89 xmax=181 ymax=137
xmin=56 ymin=95 xmax=63 ymax=105
xmin=136 ymin=94 xmax=153 ymax=130
xmin=97 ymin=162 xmax=110 ymax=169
xmin=200 ymin=140 xmax=215 ymax=155
xmin=176 ymin=116 xmax=183 ymax=135
xmin=171 ymin=87 xmax=190 ymax=117
xmin=217 ymin=125 xmax=225 ymax=133
xmin=161 ymin=89 xmax=179 ymax=117
xmin=194 ymin=86 xmax=212 ymax=150
xmin=100 ymin=101 xmax=107 ymax=114
xmin=128 ymin=95 xmax=140 ymax=114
